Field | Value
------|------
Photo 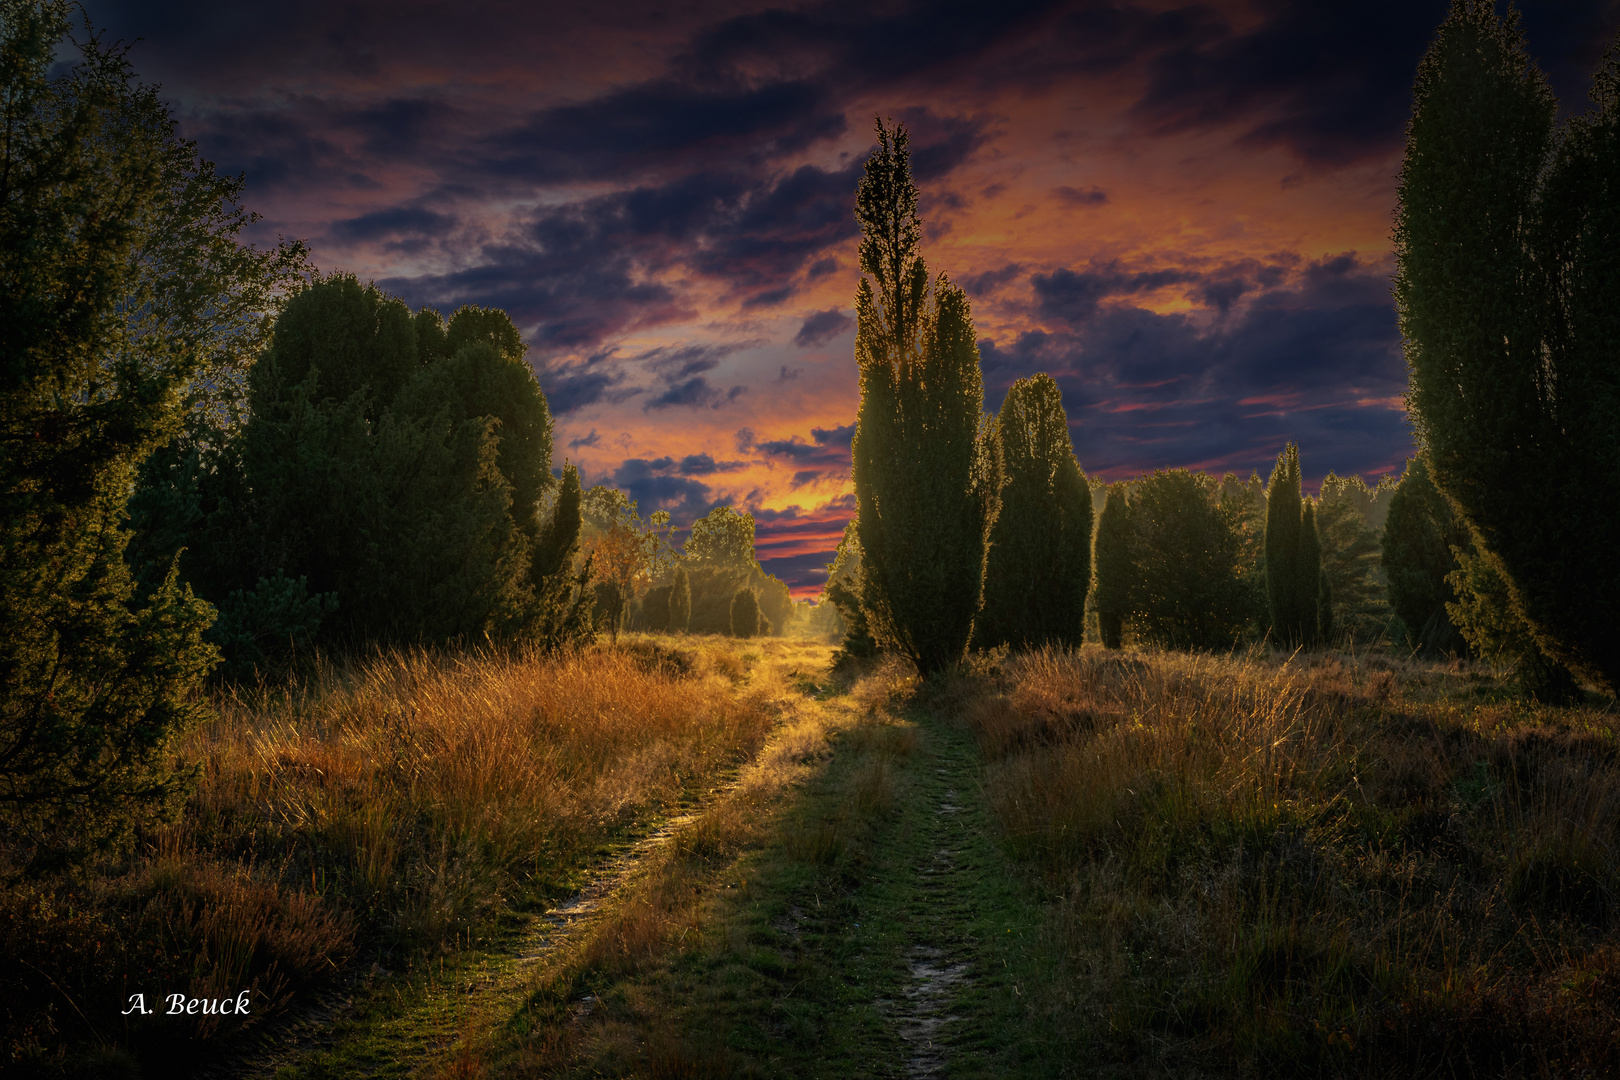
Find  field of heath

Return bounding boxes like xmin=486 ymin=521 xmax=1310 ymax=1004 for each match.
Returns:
xmin=965 ymin=647 xmax=1620 ymax=1078
xmin=1 ymin=637 xmax=776 ymax=1076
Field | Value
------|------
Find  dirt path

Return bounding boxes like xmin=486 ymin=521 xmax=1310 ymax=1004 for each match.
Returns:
xmin=209 ymin=791 xmax=741 ymax=1079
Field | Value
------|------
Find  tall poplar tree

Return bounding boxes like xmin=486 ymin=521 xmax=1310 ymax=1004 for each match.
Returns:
xmin=851 ymin=119 xmax=1000 ymax=675
xmin=1396 ymin=1 xmax=1620 ymax=690
xmin=978 ymin=374 xmax=1091 ymax=649
xmin=1093 ymin=483 xmax=1134 ymax=650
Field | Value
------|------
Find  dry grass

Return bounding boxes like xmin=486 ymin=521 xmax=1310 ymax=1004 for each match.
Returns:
xmin=1 ymin=635 xmax=776 ymax=1072
xmin=962 ymin=645 xmax=1620 ymax=1078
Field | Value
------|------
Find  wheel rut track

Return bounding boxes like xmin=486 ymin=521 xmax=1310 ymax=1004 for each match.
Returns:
xmin=202 ymin=782 xmax=742 ymax=1079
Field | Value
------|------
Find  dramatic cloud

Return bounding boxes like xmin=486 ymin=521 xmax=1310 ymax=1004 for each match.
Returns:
xmin=82 ymin=0 xmax=1620 ymax=594
xmin=794 ymin=308 xmax=854 ymax=348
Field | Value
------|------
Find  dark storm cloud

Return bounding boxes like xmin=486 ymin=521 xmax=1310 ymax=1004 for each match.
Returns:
xmin=793 ymin=308 xmax=853 ymax=347
xmin=758 ymin=551 xmax=834 ymax=592
xmin=567 ymin=429 xmax=602 ymax=450
xmin=646 ymin=378 xmax=748 ymax=410
xmin=611 ymin=459 xmax=725 ymax=520
xmin=985 ymin=252 xmax=1410 ymax=481
xmin=329 ymin=206 xmax=455 ymax=243
xmin=485 ymin=80 xmax=846 ymax=183
xmin=1032 ymin=263 xmax=1204 ymax=324
xmin=1128 ymin=0 xmax=1449 ymax=165
xmin=678 ymin=454 xmax=748 ymax=475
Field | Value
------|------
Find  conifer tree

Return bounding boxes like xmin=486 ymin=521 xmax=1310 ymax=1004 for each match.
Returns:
xmin=531 ymin=463 xmax=594 ymax=652
xmin=1093 ymin=483 xmax=1134 ymax=650
xmin=1396 ymin=1 xmax=1620 ymax=690
xmin=978 ymin=374 xmax=1092 ymax=650
xmin=730 ymin=588 xmax=762 ymax=638
xmin=1381 ymin=455 xmax=1470 ymax=655
xmin=824 ymin=521 xmax=877 ymax=659
xmin=1264 ymin=444 xmax=1307 ymax=647
xmin=670 ymin=566 xmax=692 ymax=633
xmin=1129 ymin=470 xmax=1249 ymax=650
xmin=243 ymin=276 xmax=529 ymax=644
xmin=1298 ymin=501 xmax=1324 ymax=647
xmin=0 ymin=2 xmax=298 ymax=863
xmin=851 ymin=119 xmax=1000 ymax=675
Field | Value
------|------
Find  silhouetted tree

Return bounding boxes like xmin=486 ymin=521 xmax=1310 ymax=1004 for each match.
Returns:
xmin=1129 ymin=471 xmax=1248 ymax=651
xmin=824 ymin=521 xmax=877 ymax=659
xmin=1264 ymin=444 xmax=1310 ymax=648
xmin=1298 ymin=501 xmax=1324 ymax=647
xmin=1381 ymin=456 xmax=1469 ymax=655
xmin=1093 ymin=483 xmax=1134 ymax=650
xmin=0 ymin=2 xmax=297 ymax=865
xmin=1396 ymin=0 xmax=1620 ymax=690
xmin=669 ymin=566 xmax=692 ymax=633
xmin=851 ymin=119 xmax=1000 ymax=675
xmin=978 ymin=374 xmax=1092 ymax=650
xmin=1317 ymin=474 xmax=1391 ymax=642
xmin=531 ymin=463 xmax=594 ymax=652
xmin=242 ymin=276 xmax=530 ymax=645
xmin=730 ymin=588 xmax=762 ymax=638
xmin=1448 ymin=536 xmax=1579 ymax=702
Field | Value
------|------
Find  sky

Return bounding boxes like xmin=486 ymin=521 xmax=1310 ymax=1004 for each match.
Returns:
xmin=88 ymin=0 xmax=1620 ymax=597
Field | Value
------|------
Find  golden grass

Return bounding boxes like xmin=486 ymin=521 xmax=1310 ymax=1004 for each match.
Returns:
xmin=1 ymin=635 xmax=779 ymax=1070
xmin=962 ymin=645 xmax=1620 ymax=1078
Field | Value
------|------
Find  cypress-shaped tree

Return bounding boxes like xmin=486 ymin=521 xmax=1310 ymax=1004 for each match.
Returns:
xmin=978 ymin=374 xmax=1092 ymax=650
xmin=1381 ymin=455 xmax=1470 ymax=655
xmin=1396 ymin=1 xmax=1620 ymax=690
xmin=530 ymin=463 xmax=595 ymax=652
xmin=1093 ymin=483 xmax=1134 ymax=650
xmin=851 ymin=119 xmax=1000 ymax=675
xmin=730 ymin=588 xmax=762 ymax=638
xmin=1298 ymin=501 xmax=1324 ymax=647
xmin=670 ymin=566 xmax=692 ymax=633
xmin=1264 ymin=444 xmax=1306 ymax=647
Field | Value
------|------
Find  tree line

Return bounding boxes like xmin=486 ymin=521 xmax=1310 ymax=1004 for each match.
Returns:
xmin=0 ymin=0 xmax=790 ymax=868
xmin=829 ymin=63 xmax=1613 ymax=701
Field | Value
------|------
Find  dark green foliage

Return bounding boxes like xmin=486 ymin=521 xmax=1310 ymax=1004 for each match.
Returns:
xmin=0 ymin=3 xmax=298 ymax=864
xmin=1264 ymin=444 xmax=1312 ymax=648
xmin=1448 ymin=539 xmax=1580 ymax=702
xmin=641 ymin=584 xmax=674 ymax=632
xmin=594 ymin=580 xmax=625 ymax=641
xmin=684 ymin=506 xmax=757 ymax=568
xmin=249 ymin=274 xmax=419 ymax=423
xmin=210 ymin=574 xmax=337 ymax=681
xmin=1318 ymin=568 xmax=1335 ymax=648
xmin=1382 ymin=456 xmax=1470 ymax=656
xmin=1317 ymin=474 xmax=1392 ymax=643
xmin=824 ymin=521 xmax=877 ymax=659
xmin=1396 ymin=1 xmax=1620 ymax=690
xmin=978 ymin=374 xmax=1092 ymax=650
xmin=753 ymin=573 xmax=792 ymax=637
xmin=1298 ymin=501 xmax=1324 ymax=647
xmin=851 ymin=119 xmax=1000 ymax=675
xmin=530 ymin=464 xmax=595 ymax=653
xmin=678 ymin=505 xmax=788 ymax=636
xmin=239 ymin=275 xmax=553 ymax=647
xmin=1092 ymin=483 xmax=1133 ymax=650
xmin=670 ymin=566 xmax=692 ymax=633
xmin=730 ymin=588 xmax=762 ymax=638
xmin=1127 ymin=471 xmax=1249 ymax=651
xmin=395 ymin=307 xmax=553 ymax=537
